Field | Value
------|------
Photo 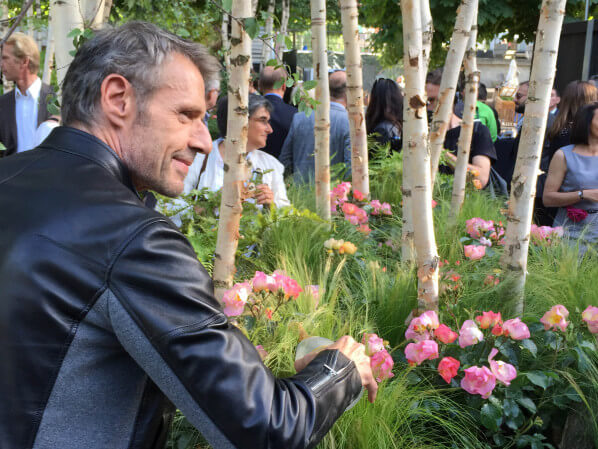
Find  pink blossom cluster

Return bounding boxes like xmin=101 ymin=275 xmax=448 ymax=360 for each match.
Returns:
xmin=369 ymin=200 xmax=392 ymax=216
xmin=252 ymin=271 xmax=303 ymax=299
xmin=465 ymin=217 xmax=505 ymax=242
xmin=362 ymin=333 xmax=394 ymax=382
xmin=222 ymin=271 xmax=304 ymax=318
xmin=530 ymin=224 xmax=564 ymax=246
xmin=464 ymin=244 xmax=486 ymax=260
xmin=404 ymin=310 xmax=523 ymax=397
xmin=330 ymin=182 xmax=351 ymax=208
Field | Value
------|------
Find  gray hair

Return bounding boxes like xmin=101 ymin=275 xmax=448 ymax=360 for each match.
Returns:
xmin=216 ymin=94 xmax=273 ymax=137
xmin=61 ymin=21 xmax=221 ymax=127
xmin=205 ymin=78 xmax=221 ymax=92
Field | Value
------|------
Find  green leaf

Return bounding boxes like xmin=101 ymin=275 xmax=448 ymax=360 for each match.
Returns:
xmin=480 ymin=403 xmax=503 ymax=431
xmin=521 ymin=339 xmax=537 ymax=357
xmin=266 ymin=58 xmax=278 ymax=67
xmin=285 ymin=77 xmax=294 ymax=88
xmin=243 ymin=18 xmax=259 ymax=39
xmin=503 ymin=399 xmax=520 ymax=418
xmin=273 ymin=79 xmax=284 ymax=90
xmin=302 ymin=80 xmax=318 ymax=90
xmin=285 ymin=36 xmax=293 ymax=49
xmin=67 ymin=28 xmax=82 ymax=38
xmin=516 ymin=396 xmax=537 ymax=413
xmin=525 ymin=371 xmax=549 ymax=390
xmin=222 ymin=0 xmax=233 ymax=13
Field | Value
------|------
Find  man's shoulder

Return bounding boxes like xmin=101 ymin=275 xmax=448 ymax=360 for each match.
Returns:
xmin=0 ymin=89 xmax=14 ymax=105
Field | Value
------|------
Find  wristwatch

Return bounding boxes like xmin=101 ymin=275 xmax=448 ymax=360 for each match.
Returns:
xmin=578 ymin=190 xmax=584 ymax=200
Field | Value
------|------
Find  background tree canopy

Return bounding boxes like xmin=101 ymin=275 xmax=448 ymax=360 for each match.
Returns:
xmin=359 ymin=0 xmax=596 ymax=68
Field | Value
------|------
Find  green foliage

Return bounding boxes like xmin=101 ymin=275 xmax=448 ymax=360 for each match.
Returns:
xmin=359 ymin=0 xmax=596 ymax=69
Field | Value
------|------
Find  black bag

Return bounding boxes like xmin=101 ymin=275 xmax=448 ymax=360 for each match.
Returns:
xmin=484 ymin=167 xmax=509 ymax=198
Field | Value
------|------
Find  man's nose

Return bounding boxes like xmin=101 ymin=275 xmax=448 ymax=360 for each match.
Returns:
xmin=190 ymin=120 xmax=212 ymax=155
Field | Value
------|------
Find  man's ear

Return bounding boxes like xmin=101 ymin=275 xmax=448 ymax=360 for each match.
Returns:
xmin=99 ymin=74 xmax=136 ymax=129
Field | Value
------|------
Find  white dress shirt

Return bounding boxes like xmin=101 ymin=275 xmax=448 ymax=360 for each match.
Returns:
xmin=15 ymin=77 xmax=41 ymax=153
xmin=184 ymin=138 xmax=290 ymax=208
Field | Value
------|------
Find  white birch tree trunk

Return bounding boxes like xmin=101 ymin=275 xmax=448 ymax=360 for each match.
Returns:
xmin=401 ymin=0 xmax=439 ymax=311
xmin=50 ymin=0 xmax=83 ymax=92
xmin=213 ymin=0 xmax=252 ymax=300
xmin=402 ymin=0 xmax=434 ymax=261
xmin=311 ymin=0 xmax=331 ymax=220
xmin=274 ymin=0 xmax=290 ymax=59
xmin=42 ymin=18 xmax=55 ymax=84
xmin=251 ymin=0 xmax=259 ymax=16
xmin=340 ymin=0 xmax=369 ymax=197
xmin=420 ymin=0 xmax=433 ymax=83
xmin=449 ymin=1 xmax=478 ymax=222
xmin=221 ymin=12 xmax=231 ymax=71
xmin=25 ymin=0 xmax=33 ymax=36
xmin=428 ymin=0 xmax=476 ymax=186
xmin=102 ymin=0 xmax=112 ymax=26
xmin=260 ymin=0 xmax=276 ymax=69
xmin=501 ymin=0 xmax=567 ymax=314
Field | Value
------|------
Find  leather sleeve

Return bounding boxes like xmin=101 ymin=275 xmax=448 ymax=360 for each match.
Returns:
xmin=107 ymin=218 xmax=362 ymax=449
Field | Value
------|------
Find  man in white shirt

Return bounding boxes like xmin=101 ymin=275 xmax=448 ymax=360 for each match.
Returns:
xmin=0 ymin=32 xmax=55 ymax=156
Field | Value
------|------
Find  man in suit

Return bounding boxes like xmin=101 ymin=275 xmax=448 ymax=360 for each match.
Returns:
xmin=279 ymin=70 xmax=351 ymax=183
xmin=0 ymin=32 xmax=54 ymax=157
xmin=258 ymin=66 xmax=297 ymax=159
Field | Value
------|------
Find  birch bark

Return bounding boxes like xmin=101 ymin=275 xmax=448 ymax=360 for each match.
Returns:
xmin=0 ymin=3 xmax=7 ymax=89
xmin=402 ymin=0 xmax=434 ymax=260
xmin=428 ymin=0 xmax=476 ymax=186
xmin=42 ymin=18 xmax=55 ymax=84
xmin=311 ymin=0 xmax=331 ymax=220
xmin=501 ymin=0 xmax=567 ymax=314
xmin=213 ymin=0 xmax=252 ymax=300
xmin=340 ymin=0 xmax=369 ymax=197
xmin=274 ymin=0 xmax=290 ymax=60
xmin=401 ymin=0 xmax=439 ymax=311
xmin=260 ymin=0 xmax=276 ymax=70
xmin=221 ymin=12 xmax=230 ymax=71
xmin=449 ymin=1 xmax=478 ymax=221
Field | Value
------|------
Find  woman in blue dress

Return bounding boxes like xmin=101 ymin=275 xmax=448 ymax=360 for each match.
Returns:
xmin=543 ymin=102 xmax=598 ymax=253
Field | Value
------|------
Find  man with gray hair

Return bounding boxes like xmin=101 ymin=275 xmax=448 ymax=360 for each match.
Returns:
xmin=0 ymin=21 xmax=376 ymax=449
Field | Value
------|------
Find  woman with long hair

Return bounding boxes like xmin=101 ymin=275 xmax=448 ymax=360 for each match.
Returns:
xmin=547 ymin=81 xmax=598 ymax=157
xmin=535 ymin=81 xmax=598 ymax=225
xmin=365 ymin=78 xmax=403 ymax=156
xmin=543 ymin=102 xmax=598 ymax=253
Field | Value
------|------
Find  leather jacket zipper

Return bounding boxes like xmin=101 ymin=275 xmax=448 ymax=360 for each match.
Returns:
xmin=310 ymin=351 xmax=351 ymax=395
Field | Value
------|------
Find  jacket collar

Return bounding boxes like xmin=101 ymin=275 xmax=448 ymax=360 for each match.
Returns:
xmin=41 ymin=126 xmax=138 ymax=194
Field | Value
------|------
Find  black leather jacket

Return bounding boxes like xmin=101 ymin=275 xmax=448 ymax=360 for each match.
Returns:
xmin=0 ymin=127 xmax=362 ymax=449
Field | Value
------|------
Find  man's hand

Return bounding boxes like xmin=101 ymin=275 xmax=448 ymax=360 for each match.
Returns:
xmin=255 ymin=184 xmax=274 ymax=205
xmin=294 ymin=335 xmax=378 ymax=403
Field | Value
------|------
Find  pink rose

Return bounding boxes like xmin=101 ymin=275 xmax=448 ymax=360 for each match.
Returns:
xmin=461 ymin=366 xmax=496 ymax=398
xmin=280 ymin=276 xmax=303 ymax=299
xmin=353 ymin=189 xmax=365 ymax=201
xmin=459 ymin=320 xmax=484 ymax=348
xmin=355 ymin=207 xmax=369 ymax=224
xmin=438 ymin=356 xmax=460 ymax=383
xmin=465 ymin=218 xmax=495 ymax=239
xmin=371 ymin=349 xmax=394 ymax=381
xmin=488 ymin=348 xmax=517 ymax=386
xmin=251 ymin=271 xmax=278 ymax=292
xmin=342 ymin=202 xmax=359 ymax=216
xmin=405 ymin=325 xmax=431 ymax=342
xmin=432 ymin=199 xmax=438 ymax=209
xmin=566 ymin=206 xmax=588 ymax=222
xmin=540 ymin=305 xmax=569 ymax=332
xmin=475 ymin=311 xmax=502 ymax=330
xmin=369 ymin=199 xmax=382 ymax=215
xmin=582 ymin=305 xmax=598 ymax=333
xmin=222 ymin=282 xmax=252 ymax=317
xmin=464 ymin=244 xmax=486 ymax=260
xmin=362 ymin=333 xmax=386 ymax=356
xmin=358 ymin=224 xmax=372 ymax=235
xmin=434 ymin=324 xmax=458 ymax=344
xmin=502 ymin=318 xmax=530 ymax=340
xmin=380 ymin=202 xmax=392 ymax=215
xmin=404 ymin=339 xmax=439 ymax=366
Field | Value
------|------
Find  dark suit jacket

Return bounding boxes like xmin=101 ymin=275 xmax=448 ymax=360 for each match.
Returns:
xmin=262 ymin=93 xmax=297 ymax=159
xmin=0 ymin=82 xmax=55 ymax=157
